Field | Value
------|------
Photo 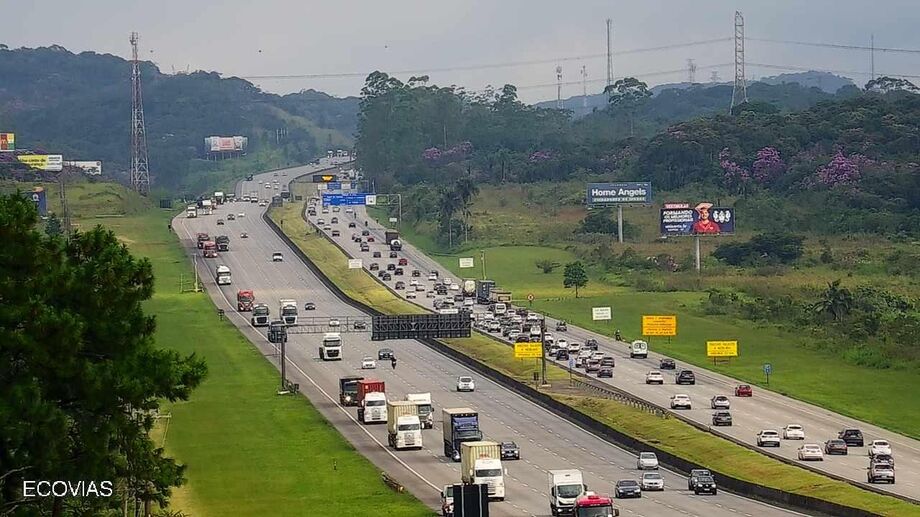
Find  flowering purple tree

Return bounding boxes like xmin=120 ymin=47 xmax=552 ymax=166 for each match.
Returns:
xmin=422 ymin=147 xmax=442 ymax=163
xmin=752 ymin=147 xmax=786 ymax=184
xmin=719 ymin=147 xmax=750 ymax=193
xmin=816 ymin=150 xmax=863 ymax=186
xmin=528 ymin=150 xmax=553 ymax=163
xmin=422 ymin=141 xmax=473 ymax=165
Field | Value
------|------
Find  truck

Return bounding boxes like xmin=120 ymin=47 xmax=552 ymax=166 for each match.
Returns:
xmin=215 ymin=265 xmax=231 ymax=285
xmin=251 ymin=303 xmax=270 ymax=326
xmin=387 ymin=401 xmax=423 ymax=450
xmin=405 ymin=393 xmax=434 ymax=429
xmin=549 ymin=469 xmax=587 ymax=516
xmin=460 ymin=441 xmax=505 ymax=501
xmin=319 ymin=332 xmax=342 ymax=360
xmin=339 ymin=376 xmax=363 ymax=406
xmin=574 ymin=493 xmax=618 ymax=517
xmin=186 ymin=205 xmax=197 ymax=218
xmin=385 ymin=230 xmax=401 ymax=251
xmin=462 ymin=280 xmax=476 ymax=298
xmin=279 ymin=299 xmax=297 ymax=325
xmin=237 ymin=290 xmax=254 ymax=311
xmin=356 ymin=379 xmax=386 ymax=424
xmin=196 ymin=232 xmax=210 ymax=249
xmin=442 ymin=408 xmax=483 ymax=461
xmin=214 ymin=191 xmax=225 ymax=205
xmin=475 ymin=279 xmax=496 ymax=304
xmin=215 ymin=235 xmax=230 ymax=252
xmin=489 ymin=289 xmax=512 ymax=303
xmin=202 ymin=241 xmax=218 ymax=258
xmin=199 ymin=199 xmax=213 ymax=215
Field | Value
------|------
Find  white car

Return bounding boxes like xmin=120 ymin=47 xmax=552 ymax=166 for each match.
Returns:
xmin=258 ymin=200 xmax=267 ymax=207
xmin=710 ymin=396 xmax=731 ymax=410
xmin=332 ymin=206 xmax=340 ymax=212
xmin=783 ymin=424 xmax=806 ymax=440
xmin=637 ymin=452 xmax=659 ymax=470
xmin=757 ymin=429 xmax=781 ymax=447
xmin=361 ymin=357 xmax=376 ymax=369
xmin=272 ymin=252 xmax=283 ymax=262
xmin=457 ymin=376 xmax=475 ymax=392
xmin=669 ymin=394 xmax=691 ymax=410
xmin=317 ymin=218 xmax=326 ymax=225
xmin=591 ymin=352 xmax=605 ymax=361
xmin=869 ymin=440 xmax=892 ymax=457
xmin=409 ymin=279 xmax=419 ymax=286
xmin=345 ymin=208 xmax=354 ymax=214
xmin=508 ymin=330 xmax=521 ymax=341
xmin=645 ymin=371 xmax=664 ymax=384
xmin=322 ymin=208 xmax=329 ymax=214
xmin=442 ymin=277 xmax=453 ymax=286
xmin=556 ymin=338 xmax=567 ymax=349
xmin=463 ymin=298 xmax=474 ymax=306
xmin=449 ymin=283 xmax=461 ymax=291
xmin=640 ymin=472 xmax=664 ymax=491
xmin=797 ymin=444 xmax=824 ymax=461
xmin=329 ymin=318 xmax=341 ymax=327
xmin=428 ymin=273 xmax=438 ymax=281
xmin=237 ymin=212 xmax=245 ymax=217
xmin=406 ymin=291 xmax=417 ymax=299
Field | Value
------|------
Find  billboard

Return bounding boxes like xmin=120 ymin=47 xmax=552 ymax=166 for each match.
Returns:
xmin=322 ymin=193 xmax=371 ymax=206
xmin=23 ymin=187 xmax=47 ymax=216
xmin=642 ymin=315 xmax=677 ymax=336
xmin=514 ymin=342 xmax=543 ymax=359
xmin=459 ymin=258 xmax=474 ymax=268
xmin=592 ymin=307 xmax=612 ymax=321
xmin=347 ymin=259 xmax=363 ymax=269
xmin=660 ymin=203 xmax=734 ymax=236
xmin=0 ymin=133 xmax=14 ymax=152
xmin=587 ymin=182 xmax=652 ymax=206
xmin=707 ymin=340 xmax=739 ymax=357
xmin=17 ymin=154 xmax=63 ymax=172
xmin=204 ymin=136 xmax=248 ymax=152
xmin=64 ymin=160 xmax=102 ymax=175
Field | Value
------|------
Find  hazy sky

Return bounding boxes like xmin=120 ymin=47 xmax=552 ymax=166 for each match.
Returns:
xmin=3 ymin=0 xmax=919 ymax=102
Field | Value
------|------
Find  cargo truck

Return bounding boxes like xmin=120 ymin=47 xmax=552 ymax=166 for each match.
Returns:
xmin=196 ymin=232 xmax=210 ymax=249
xmin=216 ymin=235 xmax=230 ymax=252
xmin=460 ymin=441 xmax=505 ymax=501
xmin=202 ymin=241 xmax=218 ymax=258
xmin=489 ymin=289 xmax=512 ymax=303
xmin=385 ymin=230 xmax=402 ymax=251
xmin=356 ymin=379 xmax=386 ymax=424
xmin=387 ymin=401 xmax=423 ymax=450
xmin=199 ymin=199 xmax=213 ymax=215
xmin=279 ymin=299 xmax=298 ymax=325
xmin=549 ymin=469 xmax=587 ymax=516
xmin=405 ymin=393 xmax=434 ymax=429
xmin=186 ymin=205 xmax=197 ymax=218
xmin=339 ymin=376 xmax=363 ymax=406
xmin=574 ymin=493 xmax=618 ymax=517
xmin=462 ymin=280 xmax=476 ymax=298
xmin=443 ymin=408 xmax=483 ymax=461
xmin=237 ymin=290 xmax=254 ymax=311
xmin=251 ymin=303 xmax=270 ymax=326
xmin=214 ymin=191 xmax=225 ymax=205
xmin=215 ymin=265 xmax=231 ymax=285
xmin=319 ymin=332 xmax=342 ymax=360
xmin=475 ymin=280 xmax=495 ymax=304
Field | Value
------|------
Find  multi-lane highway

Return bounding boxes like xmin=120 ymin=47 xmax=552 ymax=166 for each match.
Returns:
xmin=300 ymin=183 xmax=920 ymax=501
xmin=171 ymin=162 xmax=806 ymax=517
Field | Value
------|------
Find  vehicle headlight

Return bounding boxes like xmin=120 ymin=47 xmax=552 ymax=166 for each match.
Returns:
xmin=344 ymin=395 xmax=351 ymax=402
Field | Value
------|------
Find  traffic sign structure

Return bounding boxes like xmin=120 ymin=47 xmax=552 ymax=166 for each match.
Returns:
xmin=322 ymin=193 xmax=371 ymax=206
xmin=514 ymin=342 xmax=543 ymax=359
xmin=642 ymin=315 xmax=677 ymax=336
xmin=527 ymin=293 xmax=535 ymax=302
xmin=706 ymin=340 xmax=738 ymax=357
xmin=763 ymin=363 xmax=772 ymax=375
xmin=592 ymin=307 xmax=612 ymax=321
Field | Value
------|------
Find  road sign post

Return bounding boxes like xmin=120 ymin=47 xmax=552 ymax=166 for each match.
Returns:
xmin=763 ymin=363 xmax=772 ymax=385
xmin=528 ymin=293 xmax=534 ymax=307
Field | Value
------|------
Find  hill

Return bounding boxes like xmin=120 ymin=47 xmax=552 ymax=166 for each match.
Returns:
xmin=0 ymin=44 xmax=358 ymax=192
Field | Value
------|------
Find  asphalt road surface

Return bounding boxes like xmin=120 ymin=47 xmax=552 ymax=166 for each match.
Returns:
xmin=170 ymin=162 xmax=807 ymax=517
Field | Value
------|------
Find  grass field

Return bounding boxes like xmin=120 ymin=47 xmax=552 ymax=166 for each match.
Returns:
xmin=281 ymin=178 xmax=920 ymax=516
xmin=54 ymin=183 xmax=431 ymax=516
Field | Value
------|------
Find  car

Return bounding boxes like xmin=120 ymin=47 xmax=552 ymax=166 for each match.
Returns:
xmin=500 ymin=441 xmax=520 ymax=460
xmin=710 ymin=395 xmax=731 ymax=409
xmin=323 ymin=225 xmax=332 ymax=231
xmin=585 ymin=361 xmax=600 ymax=374
xmin=272 ymin=252 xmax=283 ymax=262
xmin=426 ymin=290 xmax=436 ymax=298
xmin=387 ymin=263 xmax=396 ymax=271
xmin=637 ymin=452 xmax=659 ymax=470
xmin=227 ymin=213 xmax=235 ymax=221
xmin=330 ymin=217 xmax=338 ymax=224
xmin=240 ymin=232 xmax=248 ymax=238
xmin=597 ymin=367 xmax=613 ymax=378
xmin=217 ymin=219 xmax=224 ymax=225
xmin=367 ymin=236 xmax=375 ymax=242
xmin=757 ymin=429 xmax=781 ymax=447
xmin=395 ymin=281 xmax=406 ymax=290
xmin=329 ymin=318 xmax=341 ymax=327
xmin=394 ymin=268 xmax=404 ymax=276
xmin=398 ymin=258 xmax=408 ymax=266
xmin=824 ymin=439 xmax=848 ymax=455
xmin=348 ymin=222 xmax=356 ymax=228
xmin=304 ymin=302 xmax=316 ymax=310
xmin=317 ymin=218 xmax=326 ymax=225
xmin=381 ymin=273 xmax=392 ymax=281
xmin=331 ymin=230 xmax=341 ymax=237
xmin=259 ymin=200 xmax=268 ymax=206
xmin=688 ymin=469 xmax=712 ymax=490
xmin=237 ymin=212 xmax=245 ymax=218
xmin=361 ymin=230 xmax=370 ymax=236
xmin=783 ymin=424 xmax=806 ymax=440
xmin=332 ymin=206 xmax=340 ymax=213
xmin=868 ymin=463 xmax=896 ymax=484
xmin=457 ymin=376 xmax=475 ymax=392
xmin=675 ymin=369 xmax=696 ymax=385
xmin=555 ymin=349 xmax=569 ymax=361
xmin=428 ymin=273 xmax=438 ymax=281
xmin=693 ymin=475 xmax=717 ymax=495
xmin=555 ymin=321 xmax=568 ymax=332
xmin=838 ymin=428 xmax=864 ymax=447
xmin=377 ymin=348 xmax=394 ymax=360
xmin=734 ymin=384 xmax=753 ymax=397
xmin=584 ymin=338 xmax=599 ymax=350
xmin=389 ymin=251 xmax=398 ymax=259
xmin=659 ymin=358 xmax=676 ymax=370
xmin=797 ymin=444 xmax=824 ymax=461
xmin=345 ymin=207 xmax=353 ymax=213
xmin=614 ymin=479 xmax=641 ymax=499
xmin=449 ymin=283 xmax=461 ymax=291
xmin=372 ymin=251 xmax=382 ymax=258
xmin=645 ymin=370 xmax=664 ymax=384
xmin=869 ymin=440 xmax=892 ymax=457
xmin=370 ymin=262 xmax=380 ymax=271
xmin=669 ymin=394 xmax=691 ymax=410
xmin=361 ymin=357 xmax=376 ymax=369
xmin=406 ymin=291 xmax=417 ymax=299
xmin=417 ymin=285 xmax=426 ymax=292
xmin=640 ymin=472 xmax=664 ymax=491
xmin=871 ymin=454 xmax=895 ymax=468
xmin=353 ymin=320 xmax=367 ymax=330
xmin=411 ymin=269 xmax=421 ymax=277
xmin=600 ymin=356 xmax=615 ymax=367
xmin=712 ymin=411 xmax=733 ymax=426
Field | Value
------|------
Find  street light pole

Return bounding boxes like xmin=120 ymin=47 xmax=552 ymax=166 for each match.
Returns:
xmin=280 ymin=327 xmax=288 ymax=392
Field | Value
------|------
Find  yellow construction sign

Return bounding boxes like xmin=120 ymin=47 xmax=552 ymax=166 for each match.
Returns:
xmin=642 ymin=315 xmax=677 ymax=336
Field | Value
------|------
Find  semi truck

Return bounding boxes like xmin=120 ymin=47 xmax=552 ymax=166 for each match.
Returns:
xmin=319 ymin=332 xmax=342 ymax=360
xmin=460 ymin=441 xmax=505 ymax=501
xmin=216 ymin=235 xmax=230 ymax=252
xmin=462 ymin=280 xmax=476 ymax=298
xmin=385 ymin=230 xmax=402 ymax=251
xmin=215 ymin=265 xmax=231 ymax=285
xmin=489 ymin=289 xmax=512 ymax=303
xmin=199 ymin=199 xmax=213 ymax=215
xmin=214 ymin=191 xmax=225 ymax=205
xmin=339 ymin=376 xmax=363 ymax=406
xmin=251 ymin=304 xmax=270 ymax=326
xmin=405 ymin=393 xmax=434 ymax=429
xmin=237 ymin=290 xmax=254 ymax=311
xmin=356 ymin=379 xmax=386 ymax=424
xmin=574 ymin=493 xmax=618 ymax=517
xmin=202 ymin=241 xmax=218 ymax=258
xmin=549 ymin=469 xmax=587 ymax=516
xmin=186 ymin=205 xmax=197 ymax=218
xmin=443 ymin=408 xmax=483 ymax=461
xmin=475 ymin=280 xmax=496 ymax=304
xmin=279 ymin=299 xmax=298 ymax=325
xmin=387 ymin=401 xmax=423 ymax=450
xmin=196 ymin=233 xmax=210 ymax=249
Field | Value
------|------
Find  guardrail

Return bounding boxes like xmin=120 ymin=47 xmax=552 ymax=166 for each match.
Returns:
xmin=261 ymin=184 xmax=900 ymax=517
xmin=569 ymin=377 xmax=669 ymax=418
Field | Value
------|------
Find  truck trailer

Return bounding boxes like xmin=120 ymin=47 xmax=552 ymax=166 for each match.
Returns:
xmin=339 ymin=376 xmax=363 ymax=406
xmin=215 ymin=235 xmax=230 ymax=252
xmin=405 ymin=393 xmax=434 ymax=429
xmin=475 ymin=280 xmax=496 ymax=304
xmin=186 ymin=205 xmax=197 ymax=218
xmin=387 ymin=401 xmax=422 ymax=450
xmin=202 ymin=241 xmax=218 ymax=258
xmin=385 ymin=230 xmax=401 ymax=251
xmin=215 ymin=265 xmax=231 ymax=285
xmin=442 ymin=408 xmax=483 ymax=461
xmin=460 ymin=441 xmax=505 ymax=501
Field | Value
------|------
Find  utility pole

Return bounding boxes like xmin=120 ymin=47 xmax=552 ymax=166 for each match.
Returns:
xmin=687 ymin=58 xmax=697 ymax=84
xmin=730 ymin=11 xmax=748 ymax=112
xmin=555 ymin=66 xmax=563 ymax=109
xmin=58 ymin=172 xmax=70 ymax=236
xmin=870 ymin=34 xmax=875 ymax=81
xmin=606 ymin=18 xmax=614 ymax=97
xmin=581 ymin=65 xmax=588 ymax=109
xmin=130 ymin=32 xmax=151 ymax=196
xmin=480 ymin=249 xmax=486 ymax=280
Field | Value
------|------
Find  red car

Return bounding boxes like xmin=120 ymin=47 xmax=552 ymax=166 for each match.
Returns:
xmin=367 ymin=236 xmax=375 ymax=242
xmin=398 ymin=258 xmax=408 ymax=266
xmin=735 ymin=384 xmax=753 ymax=397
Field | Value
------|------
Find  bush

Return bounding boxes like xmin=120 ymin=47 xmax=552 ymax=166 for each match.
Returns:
xmin=713 ymin=232 xmax=804 ymax=265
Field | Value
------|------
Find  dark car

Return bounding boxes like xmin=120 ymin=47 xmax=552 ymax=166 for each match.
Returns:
xmin=398 ymin=258 xmax=408 ymax=266
xmin=556 ymin=350 xmax=569 ymax=361
xmin=734 ymin=384 xmax=753 ymax=397
xmin=614 ymin=479 xmax=641 ymax=499
xmin=453 ymin=294 xmax=464 ymax=302
xmin=676 ymin=370 xmax=696 ymax=385
xmin=824 ymin=439 xmax=848 ymax=455
xmin=583 ymin=338 xmax=598 ymax=351
xmin=712 ymin=411 xmax=733 ymax=426
xmin=394 ymin=268 xmax=404 ymax=276
xmin=395 ymin=281 xmax=406 ymax=290
xmin=367 ymin=236 xmax=375 ymax=242
xmin=500 ymin=441 xmax=520 ymax=460
xmin=387 ymin=263 xmax=396 ymax=271
xmin=382 ymin=273 xmax=392 ymax=281
xmin=304 ymin=302 xmax=316 ymax=310
xmin=694 ymin=475 xmax=717 ymax=495
xmin=597 ymin=367 xmax=613 ymax=378
xmin=600 ymin=356 xmax=615 ymax=367
xmin=411 ymin=269 xmax=421 ymax=277
xmin=361 ymin=230 xmax=370 ymax=236
xmin=389 ymin=251 xmax=398 ymax=258
xmin=216 ymin=219 xmax=224 ymax=225
xmin=348 ymin=222 xmax=356 ymax=228
xmin=377 ymin=348 xmax=394 ymax=360
xmin=353 ymin=320 xmax=367 ymax=330
xmin=360 ymin=244 xmax=370 ymax=252
xmin=370 ymin=263 xmax=380 ymax=271
xmin=331 ymin=230 xmax=340 ymax=237
xmin=659 ymin=358 xmax=676 ymax=370
xmin=585 ymin=361 xmax=601 ymax=373
xmin=688 ymin=469 xmax=712 ymax=490
xmin=377 ymin=270 xmax=386 ymax=278
xmin=373 ymin=251 xmax=382 ymax=258
xmin=838 ymin=428 xmax=865 ymax=447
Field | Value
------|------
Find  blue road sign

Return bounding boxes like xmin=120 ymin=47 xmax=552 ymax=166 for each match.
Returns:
xmin=327 ymin=182 xmax=342 ymax=190
xmin=568 ymin=357 xmax=576 ymax=369
xmin=322 ymin=193 xmax=369 ymax=206
xmin=763 ymin=363 xmax=772 ymax=375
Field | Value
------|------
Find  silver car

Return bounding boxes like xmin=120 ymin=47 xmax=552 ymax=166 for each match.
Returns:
xmin=640 ymin=472 xmax=664 ymax=491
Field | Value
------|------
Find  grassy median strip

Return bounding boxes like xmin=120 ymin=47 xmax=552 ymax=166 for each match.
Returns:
xmin=279 ymin=181 xmax=920 ymax=517
xmin=77 ymin=203 xmax=430 ymax=516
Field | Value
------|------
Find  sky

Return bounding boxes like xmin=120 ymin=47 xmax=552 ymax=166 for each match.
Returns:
xmin=3 ymin=0 xmax=920 ymax=103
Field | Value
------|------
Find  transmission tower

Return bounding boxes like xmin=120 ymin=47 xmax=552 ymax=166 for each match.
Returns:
xmin=556 ymin=65 xmax=563 ymax=109
xmin=730 ymin=11 xmax=748 ymax=112
xmin=687 ymin=59 xmax=697 ymax=84
xmin=581 ymin=65 xmax=588 ymax=108
xmin=710 ymin=70 xmax=720 ymax=83
xmin=605 ymin=19 xmax=614 ymax=96
xmin=130 ymin=32 xmax=151 ymax=196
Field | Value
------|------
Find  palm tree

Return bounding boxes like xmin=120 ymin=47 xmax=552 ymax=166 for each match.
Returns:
xmin=811 ymin=280 xmax=853 ymax=321
xmin=454 ymin=177 xmax=479 ymax=242
xmin=437 ymin=186 xmax=459 ymax=247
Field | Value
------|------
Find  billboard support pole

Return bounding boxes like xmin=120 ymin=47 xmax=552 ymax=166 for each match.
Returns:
xmin=617 ymin=205 xmax=624 ymax=243
xmin=694 ymin=235 xmax=701 ymax=273
xmin=540 ymin=318 xmax=549 ymax=387
xmin=480 ymin=249 xmax=486 ymax=280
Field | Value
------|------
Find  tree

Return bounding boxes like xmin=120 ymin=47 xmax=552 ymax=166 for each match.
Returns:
xmin=578 ymin=209 xmax=618 ymax=235
xmin=811 ymin=279 xmax=854 ymax=321
xmin=563 ymin=261 xmax=589 ymax=298
xmin=44 ymin=213 xmax=62 ymax=236
xmin=865 ymin=76 xmax=920 ymax=93
xmin=535 ymin=259 xmax=561 ymax=274
xmin=604 ymin=77 xmax=651 ymax=136
xmin=0 ymin=194 xmax=207 ymax=516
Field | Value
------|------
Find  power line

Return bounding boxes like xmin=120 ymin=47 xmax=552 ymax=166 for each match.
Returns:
xmin=511 ymin=62 xmax=733 ymax=92
xmin=747 ymin=61 xmax=920 ymax=80
xmin=749 ymin=37 xmax=920 ymax=55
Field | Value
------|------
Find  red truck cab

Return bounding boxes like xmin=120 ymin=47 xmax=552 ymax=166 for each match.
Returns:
xmin=237 ymin=290 xmax=255 ymax=311
xmin=575 ymin=493 xmax=618 ymax=517
xmin=202 ymin=241 xmax=218 ymax=258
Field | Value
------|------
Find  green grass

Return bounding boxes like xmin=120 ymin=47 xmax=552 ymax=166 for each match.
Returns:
xmin=278 ymin=178 xmax=920 ymax=517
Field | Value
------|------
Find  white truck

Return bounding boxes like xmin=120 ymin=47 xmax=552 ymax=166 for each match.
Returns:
xmin=214 ymin=191 xmax=225 ymax=205
xmin=215 ymin=265 xmax=231 ymax=285
xmin=387 ymin=401 xmax=423 ymax=450
xmin=319 ymin=332 xmax=342 ymax=361
xmin=460 ymin=441 xmax=505 ymax=501
xmin=279 ymin=299 xmax=298 ymax=325
xmin=361 ymin=392 xmax=387 ymax=424
xmin=186 ymin=205 xmax=197 ymax=218
xmin=200 ymin=199 xmax=213 ymax=215
xmin=405 ymin=393 xmax=434 ymax=429
xmin=549 ymin=469 xmax=587 ymax=516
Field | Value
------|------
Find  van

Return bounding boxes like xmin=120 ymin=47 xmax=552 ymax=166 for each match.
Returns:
xmin=630 ymin=340 xmax=649 ymax=359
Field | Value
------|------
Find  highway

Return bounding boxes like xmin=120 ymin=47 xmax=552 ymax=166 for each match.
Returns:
xmin=301 ymin=182 xmax=919 ymax=500
xmin=171 ymin=162 xmax=805 ymax=517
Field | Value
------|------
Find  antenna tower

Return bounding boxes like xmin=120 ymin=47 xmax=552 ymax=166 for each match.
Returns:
xmin=130 ymin=32 xmax=151 ymax=196
xmin=687 ymin=59 xmax=697 ymax=84
xmin=556 ymin=66 xmax=563 ymax=109
xmin=730 ymin=11 xmax=748 ymax=111
xmin=605 ymin=19 xmax=614 ymax=96
xmin=581 ymin=65 xmax=588 ymax=108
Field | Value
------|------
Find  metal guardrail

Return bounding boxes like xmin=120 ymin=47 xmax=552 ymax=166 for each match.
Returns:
xmin=570 ymin=377 xmax=669 ymax=418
